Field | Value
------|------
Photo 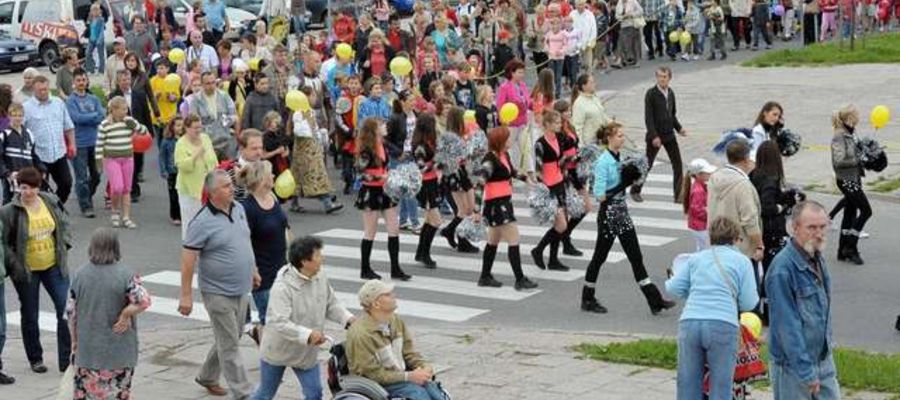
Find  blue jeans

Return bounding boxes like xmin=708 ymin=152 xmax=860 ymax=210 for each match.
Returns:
xmin=85 ymin=40 xmax=106 ymax=74
xmin=549 ymin=59 xmax=564 ymax=98
xmin=71 ymin=146 xmax=100 ymax=212
xmin=390 ymin=159 xmax=419 ymax=226
xmin=676 ymin=319 xmax=738 ymax=400
xmin=251 ymin=289 xmax=270 ymax=325
xmin=383 ymin=381 xmax=446 ymax=400
xmin=12 ymin=266 xmax=71 ymax=367
xmin=770 ymin=355 xmax=840 ymax=400
xmin=252 ymin=359 xmax=322 ymax=400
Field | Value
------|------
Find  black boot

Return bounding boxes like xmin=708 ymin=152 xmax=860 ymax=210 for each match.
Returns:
xmin=415 ymin=224 xmax=438 ymax=268
xmin=895 ymin=315 xmax=900 ymax=332
xmin=581 ymin=286 xmax=608 ymax=313
xmin=845 ymin=232 xmax=864 ymax=265
xmin=530 ymin=229 xmax=554 ymax=269
xmin=837 ymin=232 xmax=850 ymax=261
xmin=456 ymin=236 xmax=480 ymax=253
xmin=360 ymin=239 xmax=381 ymax=280
xmin=440 ymin=217 xmax=462 ymax=248
xmin=640 ymin=283 xmax=676 ymax=315
xmin=388 ymin=236 xmax=411 ymax=281
xmin=563 ymin=217 xmax=584 ymax=256
xmin=547 ymin=231 xmax=570 ymax=271
xmin=509 ymin=245 xmax=538 ymax=290
xmin=478 ymin=244 xmax=502 ymax=287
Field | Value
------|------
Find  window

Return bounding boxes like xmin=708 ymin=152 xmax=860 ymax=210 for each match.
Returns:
xmin=16 ymin=0 xmax=27 ymax=21
xmin=0 ymin=2 xmax=14 ymax=24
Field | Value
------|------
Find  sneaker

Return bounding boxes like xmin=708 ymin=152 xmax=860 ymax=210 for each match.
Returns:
xmin=860 ymin=230 xmax=870 ymax=239
xmin=691 ymin=54 xmax=700 ymax=61
xmin=325 ymin=203 xmax=344 ymax=214
xmin=82 ymin=209 xmax=96 ymax=218
xmin=720 ymin=52 xmax=727 ymax=60
xmin=122 ymin=218 xmax=137 ymax=229
xmin=111 ymin=213 xmax=121 ymax=228
xmin=680 ymin=53 xmax=690 ymax=61
xmin=399 ymin=222 xmax=412 ymax=231
xmin=0 ymin=371 xmax=14 ymax=384
xmin=30 ymin=361 xmax=47 ymax=374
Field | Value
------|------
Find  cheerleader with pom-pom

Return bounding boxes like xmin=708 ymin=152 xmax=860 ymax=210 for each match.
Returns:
xmin=355 ymin=117 xmax=412 ymax=281
xmin=582 ymin=122 xmax=676 ymax=314
xmin=473 ymin=126 xmax=539 ymax=290
xmin=831 ymin=105 xmax=871 ymax=265
xmin=530 ymin=109 xmax=572 ymax=271
xmin=555 ymin=99 xmax=592 ymax=257
xmin=439 ymin=107 xmax=480 ymax=254
xmin=412 ymin=114 xmax=443 ymax=268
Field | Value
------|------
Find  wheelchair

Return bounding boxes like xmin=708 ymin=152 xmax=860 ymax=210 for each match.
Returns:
xmin=326 ymin=342 xmax=452 ymax=400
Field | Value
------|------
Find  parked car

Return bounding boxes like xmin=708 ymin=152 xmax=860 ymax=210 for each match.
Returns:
xmin=0 ymin=29 xmax=38 ymax=71
xmin=169 ymin=0 xmax=257 ymax=41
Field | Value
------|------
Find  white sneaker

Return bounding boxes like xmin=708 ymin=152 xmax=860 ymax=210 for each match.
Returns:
xmin=680 ymin=53 xmax=690 ymax=61
xmin=860 ymin=230 xmax=870 ymax=239
xmin=691 ymin=54 xmax=700 ymax=60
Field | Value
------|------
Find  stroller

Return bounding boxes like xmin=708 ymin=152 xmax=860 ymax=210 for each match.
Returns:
xmin=327 ymin=342 xmax=452 ymax=400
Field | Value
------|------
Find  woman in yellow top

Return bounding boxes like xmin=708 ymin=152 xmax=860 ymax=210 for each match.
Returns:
xmin=174 ymin=114 xmax=218 ymax=238
xmin=150 ymin=59 xmax=181 ymax=144
xmin=0 ymin=167 xmax=72 ymax=374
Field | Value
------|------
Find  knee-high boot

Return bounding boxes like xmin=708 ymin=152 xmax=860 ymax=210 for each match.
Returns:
xmin=478 ymin=244 xmax=501 ymax=287
xmin=562 ymin=216 xmax=584 ymax=256
xmin=388 ymin=236 xmax=411 ymax=280
xmin=639 ymin=280 xmax=677 ymax=315
xmin=360 ymin=239 xmax=380 ymax=279
xmin=530 ymin=229 xmax=555 ymax=269
xmin=509 ymin=245 xmax=538 ymax=290
xmin=415 ymin=224 xmax=438 ymax=268
xmin=581 ymin=285 xmax=607 ymax=313
xmin=547 ymin=230 xmax=570 ymax=271
xmin=440 ymin=217 xmax=462 ymax=248
xmin=842 ymin=230 xmax=864 ymax=265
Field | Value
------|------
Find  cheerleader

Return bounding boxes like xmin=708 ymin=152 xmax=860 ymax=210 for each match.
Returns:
xmin=831 ymin=105 xmax=870 ymax=265
xmin=413 ymin=114 xmax=442 ymax=268
xmin=475 ymin=126 xmax=539 ymax=290
xmin=355 ymin=117 xmax=412 ymax=281
xmin=582 ymin=122 xmax=676 ymax=314
xmin=439 ymin=107 xmax=480 ymax=254
xmin=530 ymin=109 xmax=571 ymax=271
xmin=555 ymin=99 xmax=592 ymax=256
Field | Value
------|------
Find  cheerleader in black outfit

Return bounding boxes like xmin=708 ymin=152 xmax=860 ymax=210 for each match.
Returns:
xmin=355 ymin=117 xmax=412 ymax=281
xmin=581 ymin=122 xmax=676 ymax=314
xmin=530 ymin=109 xmax=571 ymax=271
xmin=439 ymin=106 xmax=480 ymax=254
xmin=475 ymin=126 xmax=539 ymax=290
xmin=831 ymin=105 xmax=871 ymax=265
xmin=413 ymin=114 xmax=442 ymax=268
xmin=555 ymin=99 xmax=593 ymax=256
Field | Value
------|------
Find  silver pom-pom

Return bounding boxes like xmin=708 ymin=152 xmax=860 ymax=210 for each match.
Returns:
xmin=384 ymin=163 xmax=423 ymax=202
xmin=776 ymin=128 xmax=803 ymax=157
xmin=436 ymin=133 xmax=467 ymax=175
xmin=857 ymin=136 xmax=888 ymax=172
xmin=565 ymin=187 xmax=586 ymax=219
xmin=576 ymin=144 xmax=602 ymax=181
xmin=528 ymin=183 xmax=559 ymax=226
xmin=457 ymin=216 xmax=486 ymax=243
xmin=465 ymin=130 xmax=489 ymax=174
xmin=621 ymin=151 xmax=650 ymax=186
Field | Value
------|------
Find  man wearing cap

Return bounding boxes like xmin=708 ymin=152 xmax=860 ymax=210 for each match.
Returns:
xmin=346 ymin=280 xmax=447 ymax=400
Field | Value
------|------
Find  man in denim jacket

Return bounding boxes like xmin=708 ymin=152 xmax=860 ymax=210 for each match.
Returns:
xmin=765 ymin=201 xmax=840 ymax=400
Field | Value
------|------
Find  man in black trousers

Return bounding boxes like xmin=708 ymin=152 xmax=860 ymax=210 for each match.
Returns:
xmin=631 ymin=66 xmax=687 ymax=203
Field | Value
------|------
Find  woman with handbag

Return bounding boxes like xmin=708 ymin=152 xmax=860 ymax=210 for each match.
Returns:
xmin=665 ymin=217 xmax=760 ymax=400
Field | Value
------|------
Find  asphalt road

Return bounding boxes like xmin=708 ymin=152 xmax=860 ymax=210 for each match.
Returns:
xmin=2 ymin=39 xmax=899 ymax=356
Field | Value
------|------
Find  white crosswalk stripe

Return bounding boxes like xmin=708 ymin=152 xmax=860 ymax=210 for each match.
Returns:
xmin=6 ymin=311 xmax=59 ymax=333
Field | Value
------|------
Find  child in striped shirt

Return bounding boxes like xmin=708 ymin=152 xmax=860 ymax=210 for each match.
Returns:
xmin=96 ymin=96 xmax=149 ymax=229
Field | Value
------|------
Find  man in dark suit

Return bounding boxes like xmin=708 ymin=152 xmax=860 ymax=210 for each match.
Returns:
xmin=631 ymin=66 xmax=687 ymax=203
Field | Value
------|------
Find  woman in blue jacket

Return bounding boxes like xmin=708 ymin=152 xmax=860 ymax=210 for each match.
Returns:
xmin=581 ymin=122 xmax=675 ymax=314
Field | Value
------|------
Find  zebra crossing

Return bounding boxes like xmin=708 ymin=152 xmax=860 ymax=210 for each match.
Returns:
xmin=6 ymin=167 xmax=692 ymax=330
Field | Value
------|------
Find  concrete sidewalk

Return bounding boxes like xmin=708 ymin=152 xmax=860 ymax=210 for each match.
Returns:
xmin=0 ymin=323 xmax=892 ymax=399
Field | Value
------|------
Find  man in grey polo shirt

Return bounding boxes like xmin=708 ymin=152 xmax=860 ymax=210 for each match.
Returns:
xmin=178 ymin=170 xmax=260 ymax=399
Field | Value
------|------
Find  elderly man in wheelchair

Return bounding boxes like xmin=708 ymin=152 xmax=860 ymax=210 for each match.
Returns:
xmin=327 ymin=280 xmax=451 ymax=400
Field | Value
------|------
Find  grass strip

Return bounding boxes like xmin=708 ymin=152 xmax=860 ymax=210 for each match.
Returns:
xmin=575 ymin=339 xmax=900 ymax=393
xmin=742 ymin=34 xmax=900 ymax=67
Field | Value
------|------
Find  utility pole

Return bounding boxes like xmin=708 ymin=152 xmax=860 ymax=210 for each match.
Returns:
xmin=850 ymin=0 xmax=856 ymax=50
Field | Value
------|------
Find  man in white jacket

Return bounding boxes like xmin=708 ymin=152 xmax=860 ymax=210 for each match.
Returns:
xmin=572 ymin=0 xmax=598 ymax=72
xmin=256 ymin=236 xmax=356 ymax=400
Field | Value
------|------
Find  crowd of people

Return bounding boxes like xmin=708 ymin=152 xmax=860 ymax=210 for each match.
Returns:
xmin=0 ymin=0 xmax=891 ymax=398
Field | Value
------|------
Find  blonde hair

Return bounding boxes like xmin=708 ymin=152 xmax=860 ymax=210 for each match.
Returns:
xmin=831 ymin=104 xmax=859 ymax=131
xmin=107 ymin=96 xmax=129 ymax=114
xmin=476 ymin=85 xmax=493 ymax=105
xmin=263 ymin=111 xmax=281 ymax=129
xmin=236 ymin=160 xmax=273 ymax=192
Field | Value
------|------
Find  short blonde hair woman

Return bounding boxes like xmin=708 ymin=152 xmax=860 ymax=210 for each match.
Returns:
xmin=830 ymin=104 xmax=869 ymax=265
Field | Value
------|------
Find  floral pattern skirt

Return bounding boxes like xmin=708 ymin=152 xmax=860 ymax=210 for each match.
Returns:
xmin=74 ymin=367 xmax=134 ymax=399
xmin=291 ymin=137 xmax=333 ymax=198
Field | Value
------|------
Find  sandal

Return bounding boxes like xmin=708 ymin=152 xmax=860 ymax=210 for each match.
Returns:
xmin=111 ymin=214 xmax=121 ymax=228
xmin=122 ymin=218 xmax=137 ymax=229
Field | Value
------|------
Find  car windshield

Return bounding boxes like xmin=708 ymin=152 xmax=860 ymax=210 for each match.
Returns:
xmin=21 ymin=0 xmax=59 ymax=22
xmin=225 ymin=0 xmax=261 ymax=14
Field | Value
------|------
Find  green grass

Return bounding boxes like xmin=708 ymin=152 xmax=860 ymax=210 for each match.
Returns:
xmin=742 ymin=33 xmax=900 ymax=67
xmin=575 ymin=339 xmax=900 ymax=393
xmin=868 ymin=175 xmax=900 ymax=193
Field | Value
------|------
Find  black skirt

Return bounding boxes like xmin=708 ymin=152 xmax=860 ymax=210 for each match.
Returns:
xmin=442 ymin=168 xmax=474 ymax=192
xmin=417 ymin=178 xmax=443 ymax=209
xmin=483 ymin=196 xmax=516 ymax=227
xmin=566 ymin=168 xmax=584 ymax=191
xmin=548 ymin=181 xmax=567 ymax=207
xmin=355 ymin=185 xmax=397 ymax=211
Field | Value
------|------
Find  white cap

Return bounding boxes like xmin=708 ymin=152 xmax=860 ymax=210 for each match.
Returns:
xmin=688 ymin=158 xmax=717 ymax=175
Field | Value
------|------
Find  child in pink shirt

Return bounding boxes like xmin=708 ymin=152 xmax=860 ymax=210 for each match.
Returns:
xmin=682 ymin=158 xmax=717 ymax=251
xmin=543 ymin=16 xmax=568 ymax=98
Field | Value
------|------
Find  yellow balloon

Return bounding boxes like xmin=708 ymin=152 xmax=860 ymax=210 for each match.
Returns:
xmin=680 ymin=31 xmax=692 ymax=46
xmin=164 ymin=73 xmax=181 ymax=93
xmin=274 ymin=170 xmax=296 ymax=199
xmin=499 ymin=103 xmax=519 ymax=125
xmin=669 ymin=31 xmax=680 ymax=44
xmin=336 ymin=43 xmax=353 ymax=60
xmin=740 ymin=312 xmax=762 ymax=339
xmin=285 ymin=90 xmax=311 ymax=112
xmin=168 ymin=48 xmax=185 ymax=65
xmin=463 ymin=109 xmax=476 ymax=123
xmin=870 ymin=105 xmax=890 ymax=129
xmin=248 ymin=58 xmax=261 ymax=72
xmin=389 ymin=56 xmax=413 ymax=76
